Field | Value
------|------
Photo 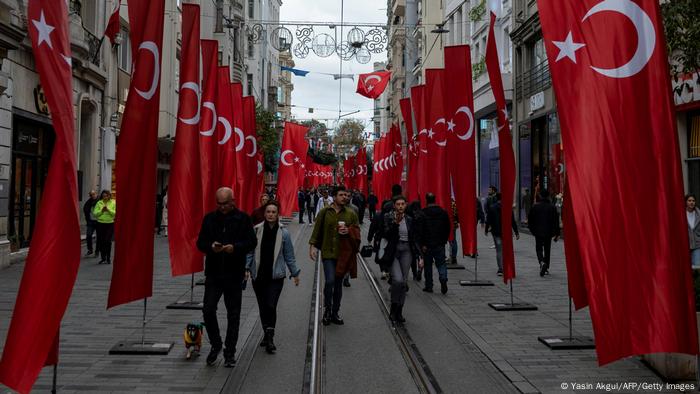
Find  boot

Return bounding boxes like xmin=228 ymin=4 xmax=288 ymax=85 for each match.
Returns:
xmin=389 ymin=303 xmax=398 ymax=322
xmin=260 ymin=328 xmax=269 ymax=347
xmin=265 ymin=328 xmax=276 ymax=354
xmin=395 ymin=304 xmax=406 ymax=324
xmin=322 ymin=308 xmax=331 ymax=326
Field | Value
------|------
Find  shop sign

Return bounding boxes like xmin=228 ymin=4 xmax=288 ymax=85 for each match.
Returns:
xmin=529 ymin=91 xmax=545 ymax=112
xmin=34 ymin=85 xmax=49 ymax=115
xmin=672 ymin=71 xmax=700 ymax=107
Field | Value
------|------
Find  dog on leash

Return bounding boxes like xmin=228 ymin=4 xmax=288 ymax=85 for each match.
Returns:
xmin=184 ymin=322 xmax=204 ymax=360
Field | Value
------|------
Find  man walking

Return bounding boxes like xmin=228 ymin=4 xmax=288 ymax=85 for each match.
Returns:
xmin=528 ymin=189 xmax=560 ymax=276
xmin=306 ymin=188 xmax=316 ymax=224
xmin=197 ymin=187 xmax=257 ymax=367
xmin=315 ymin=188 xmax=333 ymax=216
xmin=297 ymin=188 xmax=306 ymax=224
xmin=352 ymin=191 xmax=367 ymax=225
xmin=82 ymin=190 xmax=98 ymax=256
xmin=367 ymin=192 xmax=378 ymax=221
xmin=419 ymin=193 xmax=451 ymax=294
xmin=309 ymin=186 xmax=359 ymax=325
xmin=485 ymin=193 xmax=520 ymax=276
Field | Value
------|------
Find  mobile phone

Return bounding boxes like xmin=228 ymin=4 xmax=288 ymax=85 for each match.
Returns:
xmin=213 ymin=241 xmax=222 ymax=247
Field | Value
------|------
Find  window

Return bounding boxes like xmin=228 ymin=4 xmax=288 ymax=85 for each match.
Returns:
xmin=502 ymin=27 xmax=511 ymax=72
xmin=248 ymin=0 xmax=254 ymax=19
xmin=81 ymin=0 xmax=97 ymax=34
xmin=247 ymin=73 xmax=254 ymax=96
xmin=689 ymin=114 xmax=700 ymax=199
xmin=248 ymin=37 xmax=254 ymax=57
xmin=118 ymin=27 xmax=131 ymax=72
xmin=532 ymin=38 xmax=546 ymax=67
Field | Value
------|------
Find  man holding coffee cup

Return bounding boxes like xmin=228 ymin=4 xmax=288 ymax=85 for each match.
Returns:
xmin=309 ymin=185 xmax=359 ymax=325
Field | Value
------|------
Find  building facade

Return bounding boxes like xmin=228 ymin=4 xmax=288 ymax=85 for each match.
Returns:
xmin=244 ymin=0 xmax=280 ymax=112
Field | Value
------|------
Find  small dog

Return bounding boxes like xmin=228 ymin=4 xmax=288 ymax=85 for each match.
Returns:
xmin=184 ymin=322 xmax=204 ymax=360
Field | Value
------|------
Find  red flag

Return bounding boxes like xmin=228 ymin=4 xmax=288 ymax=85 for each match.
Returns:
xmin=216 ymin=67 xmax=236 ymax=190
xmin=168 ymin=4 xmax=202 ymax=277
xmin=425 ymin=69 xmax=451 ymax=211
xmin=109 ymin=0 xmax=165 ymax=308
xmin=390 ymin=124 xmax=404 ymax=190
xmin=356 ymin=71 xmax=391 ymax=99
xmin=445 ymin=45 xmax=477 ymax=255
xmin=538 ymin=0 xmax=698 ymax=364
xmin=231 ymin=83 xmax=249 ymax=211
xmin=343 ymin=157 xmax=355 ymax=190
xmin=485 ymin=11 xmax=517 ymax=284
xmin=356 ymin=148 xmax=369 ymax=196
xmin=0 ymin=2 xmax=80 ymax=391
xmin=411 ymin=85 xmax=428 ymax=202
xmin=243 ymin=96 xmax=262 ymax=212
xmin=104 ymin=0 xmax=120 ymax=44
xmin=199 ymin=40 xmax=219 ymax=213
xmin=278 ymin=122 xmax=309 ymax=216
xmin=371 ymin=137 xmax=384 ymax=202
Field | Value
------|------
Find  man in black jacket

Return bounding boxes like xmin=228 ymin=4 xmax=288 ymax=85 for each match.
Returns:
xmin=419 ymin=193 xmax=451 ymax=294
xmin=297 ymin=188 xmax=306 ymax=224
xmin=82 ymin=190 xmax=98 ymax=256
xmin=367 ymin=192 xmax=378 ymax=220
xmin=197 ymin=187 xmax=257 ymax=368
xmin=527 ymin=189 xmax=560 ymax=276
xmin=485 ymin=193 xmax=519 ymax=276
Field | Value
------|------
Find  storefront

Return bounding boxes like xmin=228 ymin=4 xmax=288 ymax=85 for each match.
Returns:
xmin=516 ymin=111 xmax=564 ymax=224
xmin=8 ymin=111 xmax=54 ymax=249
xmin=674 ymin=71 xmax=700 ymax=198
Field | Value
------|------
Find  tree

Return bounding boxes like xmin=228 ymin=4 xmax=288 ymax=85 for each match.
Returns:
xmin=661 ymin=0 xmax=700 ymax=75
xmin=256 ymin=104 xmax=280 ymax=173
xmin=333 ymin=119 xmax=366 ymax=149
xmin=303 ymin=120 xmax=337 ymax=165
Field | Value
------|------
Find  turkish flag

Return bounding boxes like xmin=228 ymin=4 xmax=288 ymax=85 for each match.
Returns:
xmin=199 ymin=40 xmax=219 ymax=213
xmin=231 ymin=83 xmax=250 ymax=211
xmin=371 ymin=137 xmax=384 ymax=202
xmin=168 ymin=4 xmax=203 ymax=277
xmin=0 ymin=1 xmax=80 ymax=392
xmin=356 ymin=71 xmax=391 ymax=99
xmin=538 ymin=0 xmax=698 ymax=364
xmin=399 ymin=97 xmax=417 ymax=201
xmin=243 ymin=96 xmax=262 ymax=211
xmin=343 ymin=157 xmax=355 ymax=190
xmin=445 ymin=45 xmax=477 ymax=255
xmin=104 ymin=0 xmax=120 ymax=44
xmin=389 ymin=124 xmax=404 ymax=191
xmin=485 ymin=11 xmax=517 ymax=284
xmin=356 ymin=148 xmax=369 ymax=196
xmin=410 ymin=85 xmax=429 ymax=202
xmin=278 ymin=122 xmax=309 ymax=216
xmin=109 ymin=0 xmax=165 ymax=308
xmin=425 ymin=69 xmax=451 ymax=211
xmin=216 ymin=67 xmax=236 ymax=190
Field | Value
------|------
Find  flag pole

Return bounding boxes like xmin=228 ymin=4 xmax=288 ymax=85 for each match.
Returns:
xmin=51 ymin=363 xmax=57 ymax=394
xmin=141 ymin=297 xmax=147 ymax=346
xmin=91 ymin=36 xmax=105 ymax=65
xmin=537 ymin=291 xmax=594 ymax=350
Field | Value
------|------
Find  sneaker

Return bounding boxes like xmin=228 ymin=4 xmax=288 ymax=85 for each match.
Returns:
xmin=86 ymin=251 xmax=93 ymax=256
xmin=422 ymin=287 xmax=433 ymax=293
xmin=540 ymin=263 xmax=548 ymax=277
xmin=206 ymin=346 xmax=221 ymax=366
xmin=497 ymin=269 xmax=503 ymax=276
xmin=343 ymin=278 xmax=351 ymax=287
xmin=440 ymin=280 xmax=448 ymax=295
xmin=224 ymin=354 xmax=236 ymax=368
xmin=489 ymin=245 xmax=496 ymax=249
xmin=322 ymin=309 xmax=331 ymax=326
xmin=415 ymin=270 xmax=422 ymax=281
xmin=331 ymin=314 xmax=344 ymax=325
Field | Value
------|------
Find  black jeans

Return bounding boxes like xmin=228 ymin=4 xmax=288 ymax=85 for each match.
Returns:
xmin=203 ymin=276 xmax=243 ymax=356
xmin=86 ymin=220 xmax=97 ymax=252
xmin=358 ymin=207 xmax=365 ymax=224
xmin=368 ymin=207 xmax=376 ymax=220
xmin=95 ymin=222 xmax=114 ymax=261
xmin=535 ymin=236 xmax=552 ymax=268
xmin=299 ymin=207 xmax=305 ymax=223
xmin=252 ymin=278 xmax=284 ymax=330
xmin=322 ymin=259 xmax=343 ymax=314
xmin=307 ymin=207 xmax=314 ymax=223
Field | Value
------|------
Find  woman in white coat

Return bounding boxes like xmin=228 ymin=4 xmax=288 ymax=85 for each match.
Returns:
xmin=246 ymin=201 xmax=300 ymax=354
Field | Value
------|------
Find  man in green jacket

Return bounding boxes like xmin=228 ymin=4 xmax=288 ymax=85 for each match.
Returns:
xmin=309 ymin=185 xmax=358 ymax=325
xmin=93 ymin=190 xmax=116 ymax=264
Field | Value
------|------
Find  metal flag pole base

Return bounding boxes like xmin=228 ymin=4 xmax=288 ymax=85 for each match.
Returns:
xmin=167 ymin=273 xmax=204 ymax=310
xmin=488 ymin=280 xmax=538 ymax=311
xmin=110 ymin=298 xmax=173 ymax=355
xmin=539 ymin=297 xmax=594 ymax=350
xmin=460 ymin=254 xmax=493 ymax=286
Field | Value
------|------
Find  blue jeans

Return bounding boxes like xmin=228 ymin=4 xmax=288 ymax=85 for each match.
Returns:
xmin=449 ymin=236 xmax=458 ymax=260
xmin=424 ymin=246 xmax=447 ymax=290
xmin=322 ymin=259 xmax=343 ymax=314
xmin=692 ymin=248 xmax=700 ymax=267
xmin=493 ymin=235 xmax=503 ymax=271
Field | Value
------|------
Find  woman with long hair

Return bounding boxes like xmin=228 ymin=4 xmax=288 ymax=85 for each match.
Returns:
xmin=246 ymin=201 xmax=300 ymax=353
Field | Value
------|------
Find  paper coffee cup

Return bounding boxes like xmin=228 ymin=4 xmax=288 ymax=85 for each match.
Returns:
xmin=338 ymin=221 xmax=346 ymax=227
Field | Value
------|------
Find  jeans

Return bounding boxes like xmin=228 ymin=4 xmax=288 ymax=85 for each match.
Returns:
xmin=391 ymin=241 xmax=412 ymax=306
xmin=252 ymin=278 xmax=284 ymax=330
xmin=86 ymin=220 xmax=96 ymax=253
xmin=203 ymin=276 xmax=243 ymax=356
xmin=369 ymin=207 xmax=376 ymax=220
xmin=535 ymin=236 xmax=552 ymax=268
xmin=95 ymin=222 xmax=114 ymax=261
xmin=493 ymin=235 xmax=503 ymax=271
xmin=322 ymin=259 xmax=343 ymax=314
xmin=692 ymin=248 xmax=700 ymax=267
xmin=423 ymin=246 xmax=447 ymax=290
xmin=449 ymin=232 xmax=458 ymax=260
xmin=358 ymin=207 xmax=366 ymax=224
xmin=299 ymin=207 xmax=305 ymax=223
xmin=307 ymin=207 xmax=314 ymax=223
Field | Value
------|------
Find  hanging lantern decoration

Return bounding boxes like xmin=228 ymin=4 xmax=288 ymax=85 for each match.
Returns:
xmin=347 ymin=27 xmax=366 ymax=49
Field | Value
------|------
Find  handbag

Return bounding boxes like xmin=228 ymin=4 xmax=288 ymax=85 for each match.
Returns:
xmin=360 ymin=244 xmax=374 ymax=258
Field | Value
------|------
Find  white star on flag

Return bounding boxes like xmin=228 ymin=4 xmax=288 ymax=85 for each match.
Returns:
xmin=428 ymin=129 xmax=435 ymax=139
xmin=553 ymin=31 xmax=585 ymax=63
xmin=32 ymin=10 xmax=55 ymax=49
xmin=447 ymin=120 xmax=456 ymax=132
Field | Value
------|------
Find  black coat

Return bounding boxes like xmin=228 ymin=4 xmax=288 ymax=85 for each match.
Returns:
xmin=378 ymin=213 xmax=421 ymax=271
xmin=83 ymin=198 xmax=97 ymax=223
xmin=197 ymin=209 xmax=257 ymax=280
xmin=527 ymin=199 xmax=560 ymax=238
xmin=367 ymin=194 xmax=378 ymax=208
xmin=419 ymin=205 xmax=451 ymax=248
xmin=485 ymin=201 xmax=518 ymax=238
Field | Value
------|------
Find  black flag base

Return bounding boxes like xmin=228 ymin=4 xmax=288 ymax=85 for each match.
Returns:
xmin=445 ymin=263 xmax=466 ymax=270
xmin=166 ymin=301 xmax=204 ymax=310
xmin=459 ymin=279 xmax=494 ymax=286
xmin=488 ymin=302 xmax=538 ymax=311
xmin=109 ymin=341 xmax=173 ymax=355
xmin=195 ymin=279 xmax=205 ymax=286
xmin=538 ymin=336 xmax=595 ymax=350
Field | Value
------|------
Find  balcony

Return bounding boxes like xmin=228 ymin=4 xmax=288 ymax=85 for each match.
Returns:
xmin=515 ymin=61 xmax=551 ymax=100
xmin=392 ymin=0 xmax=405 ymax=17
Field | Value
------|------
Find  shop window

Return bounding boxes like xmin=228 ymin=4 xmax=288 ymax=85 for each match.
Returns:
xmin=689 ymin=114 xmax=700 ymax=199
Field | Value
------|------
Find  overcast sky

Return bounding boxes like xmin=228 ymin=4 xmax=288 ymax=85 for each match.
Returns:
xmin=280 ymin=0 xmax=388 ymax=134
